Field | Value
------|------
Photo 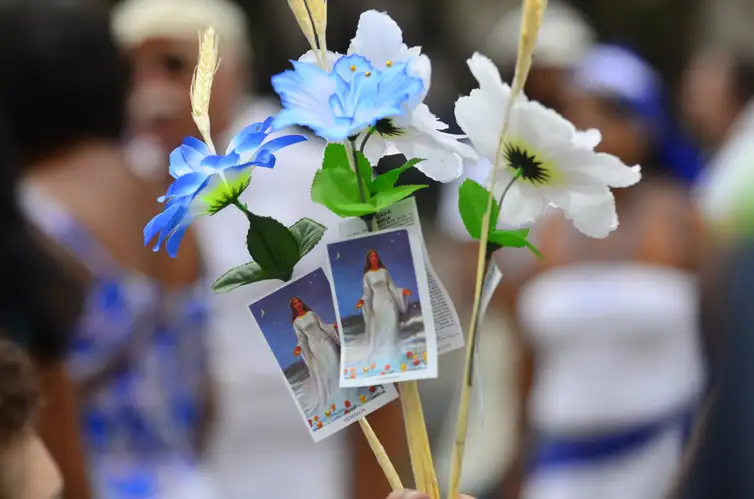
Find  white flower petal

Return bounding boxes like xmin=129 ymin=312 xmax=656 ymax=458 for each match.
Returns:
xmin=550 ymin=187 xmax=618 ymax=238
xmin=390 ymin=131 xmax=461 ymax=183
xmin=409 ymin=54 xmax=432 ymax=103
xmin=512 ymin=100 xmax=575 ymax=149
xmin=561 ymin=149 xmax=642 ymax=188
xmin=497 ymin=181 xmax=549 ymax=227
xmin=361 ymin=132 xmax=388 ymax=165
xmin=573 ymin=129 xmax=602 ymax=150
xmin=348 ymin=10 xmax=409 ymax=67
xmin=298 ymin=49 xmax=343 ymax=67
xmin=455 ymin=89 xmax=502 ymax=161
xmin=387 ymin=105 xmax=476 ymax=182
xmin=467 ymin=53 xmax=527 ymax=108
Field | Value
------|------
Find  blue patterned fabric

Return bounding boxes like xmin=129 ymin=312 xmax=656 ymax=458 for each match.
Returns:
xmin=22 ymin=188 xmax=209 ymax=498
xmin=529 ymin=408 xmax=695 ymax=472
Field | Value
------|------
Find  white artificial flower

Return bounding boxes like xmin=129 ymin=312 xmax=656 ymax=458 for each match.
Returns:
xmin=300 ymin=10 xmax=477 ymax=182
xmin=454 ymin=53 xmax=642 ymax=238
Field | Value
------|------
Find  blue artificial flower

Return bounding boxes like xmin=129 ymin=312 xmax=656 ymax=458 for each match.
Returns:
xmin=144 ymin=117 xmax=307 ymax=257
xmin=271 ymin=54 xmax=423 ymax=141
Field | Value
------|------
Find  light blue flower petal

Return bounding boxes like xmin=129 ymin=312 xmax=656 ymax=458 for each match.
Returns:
xmin=201 ymin=154 xmax=240 ymax=170
xmin=260 ymin=116 xmax=274 ymax=132
xmin=168 ymin=147 xmax=195 ymax=179
xmin=165 ymin=171 xmax=210 ymax=198
xmin=246 ymin=150 xmax=276 ymax=169
xmin=374 ymin=62 xmax=424 ymax=113
xmin=342 ymin=73 xmax=382 ymax=128
xmin=226 ymin=124 xmax=270 ymax=155
xmin=143 ymin=203 xmax=182 ymax=246
xmin=166 ymin=223 xmax=190 ymax=258
xmin=154 ymin=205 xmax=188 ymax=251
xmin=258 ymin=134 xmax=307 ymax=155
xmin=271 ymin=61 xmax=339 ymax=134
xmin=180 ymin=137 xmax=211 ymax=167
xmin=333 ymin=54 xmax=373 ymax=82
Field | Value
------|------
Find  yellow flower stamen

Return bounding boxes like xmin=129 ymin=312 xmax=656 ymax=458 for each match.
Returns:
xmin=365 ymin=71 xmax=371 ymax=77
xmin=386 ymin=60 xmax=393 ymax=67
xmin=350 ymin=65 xmax=357 ymax=72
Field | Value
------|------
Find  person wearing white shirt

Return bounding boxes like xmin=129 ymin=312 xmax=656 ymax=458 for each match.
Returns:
xmin=112 ymin=1 xmax=407 ymax=498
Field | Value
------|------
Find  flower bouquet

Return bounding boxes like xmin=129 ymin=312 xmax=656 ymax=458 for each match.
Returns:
xmin=143 ymin=0 xmax=641 ymax=497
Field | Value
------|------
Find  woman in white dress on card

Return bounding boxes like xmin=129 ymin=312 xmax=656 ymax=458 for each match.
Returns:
xmin=291 ymin=297 xmax=342 ymax=416
xmin=356 ymin=250 xmax=412 ymax=367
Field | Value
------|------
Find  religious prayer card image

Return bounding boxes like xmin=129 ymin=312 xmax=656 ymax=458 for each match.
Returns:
xmin=337 ymin=197 xmax=465 ymax=355
xmin=326 ymin=228 xmax=438 ymax=388
xmin=248 ymin=268 xmax=399 ymax=442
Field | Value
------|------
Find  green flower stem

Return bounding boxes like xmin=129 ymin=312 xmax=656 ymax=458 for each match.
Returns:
xmin=496 ymin=167 xmax=523 ymax=214
xmin=348 ymin=139 xmax=369 ymax=204
xmin=359 ymin=125 xmax=378 ymax=155
xmin=487 ymin=167 xmax=523 ymax=257
xmin=232 ymin=199 xmax=252 ymax=217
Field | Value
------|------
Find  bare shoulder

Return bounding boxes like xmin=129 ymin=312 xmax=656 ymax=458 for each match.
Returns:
xmin=636 ymin=179 xmax=706 ymax=269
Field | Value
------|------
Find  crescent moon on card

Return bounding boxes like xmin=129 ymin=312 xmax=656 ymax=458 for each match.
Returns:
xmin=260 ymin=309 xmax=265 ymax=318
xmin=335 ymin=251 xmax=341 ymax=260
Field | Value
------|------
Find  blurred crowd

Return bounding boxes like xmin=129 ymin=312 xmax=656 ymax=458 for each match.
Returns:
xmin=1 ymin=0 xmax=754 ymax=498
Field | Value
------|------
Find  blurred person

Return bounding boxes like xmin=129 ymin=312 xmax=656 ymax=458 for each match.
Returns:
xmin=674 ymin=37 xmax=754 ymax=499
xmin=113 ymin=1 xmax=408 ymax=498
xmin=0 ymin=339 xmax=63 ymax=499
xmin=486 ymin=45 xmax=707 ymax=499
xmin=684 ymin=43 xmax=754 ymax=239
xmin=0 ymin=0 xmax=215 ymax=497
xmin=483 ymin=1 xmax=595 ymax=113
xmin=0 ymin=110 xmax=91 ymax=498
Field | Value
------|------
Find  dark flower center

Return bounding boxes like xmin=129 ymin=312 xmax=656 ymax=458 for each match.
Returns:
xmin=375 ymin=118 xmax=403 ymax=137
xmin=504 ymin=143 xmax=549 ymax=184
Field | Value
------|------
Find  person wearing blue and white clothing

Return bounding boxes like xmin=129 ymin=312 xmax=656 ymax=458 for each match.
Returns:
xmin=443 ymin=44 xmax=707 ymax=499
xmin=2 ymin=1 xmax=215 ymax=497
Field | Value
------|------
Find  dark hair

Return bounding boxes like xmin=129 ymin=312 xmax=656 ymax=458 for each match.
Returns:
xmin=0 ymin=0 xmax=129 ymax=164
xmin=0 ymin=111 xmax=83 ymax=363
xmin=731 ymin=54 xmax=754 ymax=108
xmin=0 ymin=340 xmax=38 ymax=449
xmin=363 ymin=249 xmax=386 ymax=275
xmin=289 ymin=297 xmax=312 ymax=322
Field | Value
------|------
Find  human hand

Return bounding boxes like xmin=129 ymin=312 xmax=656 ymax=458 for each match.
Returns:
xmin=356 ymin=299 xmax=364 ymax=309
xmin=402 ymin=289 xmax=412 ymax=296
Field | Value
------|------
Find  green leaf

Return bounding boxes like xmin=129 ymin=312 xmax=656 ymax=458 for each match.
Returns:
xmin=371 ymin=158 xmax=423 ymax=194
xmin=311 ymin=167 xmax=375 ymax=217
xmin=458 ymin=179 xmax=499 ymax=240
xmin=371 ymin=184 xmax=427 ymax=211
xmin=289 ymin=218 xmax=327 ymax=258
xmin=246 ymin=212 xmax=301 ymax=280
xmin=355 ymin=150 xmax=374 ymax=193
xmin=489 ymin=229 xmax=544 ymax=259
xmin=211 ymin=262 xmax=273 ymax=294
xmin=322 ymin=143 xmax=350 ymax=170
